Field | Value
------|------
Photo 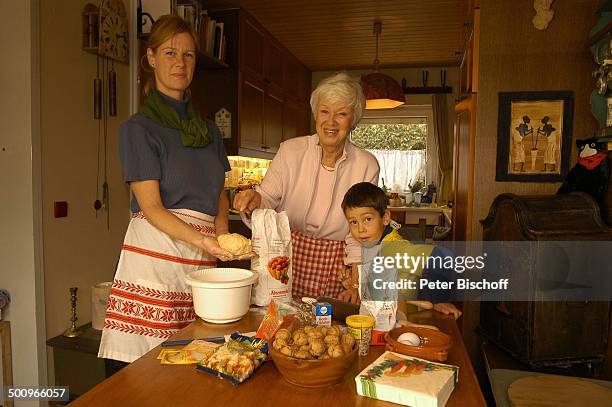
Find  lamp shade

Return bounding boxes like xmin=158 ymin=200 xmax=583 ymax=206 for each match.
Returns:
xmin=361 ymin=72 xmax=405 ymax=109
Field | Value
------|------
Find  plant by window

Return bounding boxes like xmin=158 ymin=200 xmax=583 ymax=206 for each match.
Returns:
xmin=351 ymin=124 xmax=427 ymax=150
xmin=410 ymin=179 xmax=424 ymax=193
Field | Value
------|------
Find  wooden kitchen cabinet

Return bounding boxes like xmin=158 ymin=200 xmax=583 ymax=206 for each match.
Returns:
xmin=283 ymin=99 xmax=311 ymax=141
xmin=263 ymin=40 xmax=285 ymax=90
xmin=240 ymin=73 xmax=284 ymax=153
xmin=240 ymin=16 xmax=264 ymax=79
xmin=240 ymin=74 xmax=265 ymax=151
xmin=192 ymin=8 xmax=311 ymax=156
xmin=282 ymin=99 xmax=298 ymax=141
xmin=264 ymin=86 xmax=284 ymax=152
xmin=284 ymin=54 xmax=311 ymax=105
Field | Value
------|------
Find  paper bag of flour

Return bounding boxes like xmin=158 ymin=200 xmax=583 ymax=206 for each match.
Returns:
xmin=251 ymin=209 xmax=292 ymax=306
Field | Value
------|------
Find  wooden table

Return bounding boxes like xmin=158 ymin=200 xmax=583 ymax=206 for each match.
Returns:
xmin=70 ymin=310 xmax=485 ymax=406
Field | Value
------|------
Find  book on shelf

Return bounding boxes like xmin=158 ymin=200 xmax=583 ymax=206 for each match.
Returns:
xmin=220 ymin=34 xmax=226 ymax=63
xmin=198 ymin=11 xmax=210 ymax=50
xmin=213 ymin=22 xmax=224 ymax=59
xmin=175 ymin=4 xmax=197 ymax=30
xmin=206 ymin=19 xmax=216 ymax=55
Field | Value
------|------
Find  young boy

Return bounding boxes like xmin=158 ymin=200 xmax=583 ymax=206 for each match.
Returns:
xmin=341 ymin=182 xmax=461 ymax=319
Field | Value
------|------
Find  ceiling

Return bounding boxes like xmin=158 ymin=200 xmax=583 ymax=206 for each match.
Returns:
xmin=207 ymin=0 xmax=466 ymax=71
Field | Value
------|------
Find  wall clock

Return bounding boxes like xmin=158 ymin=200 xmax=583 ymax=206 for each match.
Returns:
xmin=98 ymin=0 xmax=129 ymax=63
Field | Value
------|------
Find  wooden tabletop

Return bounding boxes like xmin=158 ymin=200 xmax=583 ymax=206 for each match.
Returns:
xmin=70 ymin=310 xmax=485 ymax=407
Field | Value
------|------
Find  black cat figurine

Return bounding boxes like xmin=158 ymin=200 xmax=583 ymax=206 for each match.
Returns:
xmin=558 ymin=137 xmax=609 ymax=210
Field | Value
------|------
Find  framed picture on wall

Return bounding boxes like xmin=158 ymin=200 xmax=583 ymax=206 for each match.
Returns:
xmin=496 ymin=91 xmax=573 ymax=182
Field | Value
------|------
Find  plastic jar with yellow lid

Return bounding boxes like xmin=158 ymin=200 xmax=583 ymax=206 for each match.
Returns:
xmin=346 ymin=314 xmax=375 ymax=356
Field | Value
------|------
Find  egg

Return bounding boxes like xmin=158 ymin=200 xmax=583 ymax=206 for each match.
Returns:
xmin=397 ymin=332 xmax=421 ymax=346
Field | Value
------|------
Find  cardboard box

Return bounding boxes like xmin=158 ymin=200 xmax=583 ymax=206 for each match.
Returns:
xmin=312 ymin=302 xmax=332 ymax=327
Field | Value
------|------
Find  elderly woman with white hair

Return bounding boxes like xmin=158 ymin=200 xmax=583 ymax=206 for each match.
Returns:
xmin=234 ymin=72 xmax=379 ymax=303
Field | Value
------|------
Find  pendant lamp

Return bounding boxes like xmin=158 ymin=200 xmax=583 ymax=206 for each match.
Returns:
xmin=361 ymin=22 xmax=405 ymax=109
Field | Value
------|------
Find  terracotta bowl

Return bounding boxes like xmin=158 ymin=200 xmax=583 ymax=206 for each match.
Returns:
xmin=269 ymin=345 xmax=358 ymax=388
xmin=384 ymin=326 xmax=452 ymax=362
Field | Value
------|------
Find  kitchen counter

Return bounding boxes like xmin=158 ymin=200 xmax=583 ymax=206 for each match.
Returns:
xmin=69 ymin=310 xmax=485 ymax=406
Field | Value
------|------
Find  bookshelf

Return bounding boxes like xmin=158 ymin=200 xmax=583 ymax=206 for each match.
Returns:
xmin=197 ymin=52 xmax=229 ymax=70
xmin=170 ymin=1 xmax=228 ymax=66
xmin=190 ymin=8 xmax=312 ymax=157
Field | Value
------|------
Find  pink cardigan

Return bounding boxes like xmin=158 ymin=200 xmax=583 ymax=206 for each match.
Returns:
xmin=255 ymin=134 xmax=380 ymax=264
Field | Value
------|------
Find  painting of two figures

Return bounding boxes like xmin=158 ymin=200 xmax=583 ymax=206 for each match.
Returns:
xmin=509 ymin=100 xmax=564 ymax=174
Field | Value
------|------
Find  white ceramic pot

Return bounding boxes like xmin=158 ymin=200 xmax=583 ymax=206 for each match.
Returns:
xmin=414 ymin=192 xmax=423 ymax=205
xmin=185 ymin=268 xmax=258 ymax=324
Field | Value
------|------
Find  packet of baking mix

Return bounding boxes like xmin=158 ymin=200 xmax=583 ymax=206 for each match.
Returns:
xmin=250 ymin=209 xmax=292 ymax=306
xmin=255 ymin=298 xmax=314 ymax=342
xmin=159 ymin=350 xmax=189 ymax=364
xmin=158 ymin=340 xmax=221 ymax=364
xmin=183 ymin=340 xmax=222 ymax=363
xmin=255 ymin=299 xmax=285 ymax=341
xmin=196 ymin=332 xmax=269 ymax=385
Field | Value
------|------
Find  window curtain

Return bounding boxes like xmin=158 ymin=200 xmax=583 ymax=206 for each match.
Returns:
xmin=368 ymin=149 xmax=426 ymax=191
xmin=432 ymin=94 xmax=453 ymax=203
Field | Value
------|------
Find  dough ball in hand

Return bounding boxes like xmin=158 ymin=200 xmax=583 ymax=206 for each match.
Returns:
xmin=217 ymin=233 xmax=252 ymax=256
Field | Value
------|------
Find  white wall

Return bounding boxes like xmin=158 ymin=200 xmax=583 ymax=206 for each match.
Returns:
xmin=0 ymin=0 xmax=133 ymax=395
xmin=40 ymin=0 xmax=131 ymax=384
xmin=0 ymin=0 xmax=48 ymax=398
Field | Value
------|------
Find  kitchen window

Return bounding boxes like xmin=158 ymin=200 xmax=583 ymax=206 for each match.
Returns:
xmin=351 ymin=105 xmax=437 ymax=192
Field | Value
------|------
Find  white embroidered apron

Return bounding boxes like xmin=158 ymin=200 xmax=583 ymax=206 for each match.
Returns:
xmin=98 ymin=209 xmax=216 ymax=363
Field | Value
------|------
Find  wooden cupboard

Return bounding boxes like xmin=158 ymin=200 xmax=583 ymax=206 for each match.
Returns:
xmin=452 ymin=95 xmax=476 ymax=241
xmin=191 ymin=8 xmax=311 ymax=157
xmin=452 ymin=4 xmax=479 ymax=240
xmin=458 ymin=0 xmax=479 ymax=98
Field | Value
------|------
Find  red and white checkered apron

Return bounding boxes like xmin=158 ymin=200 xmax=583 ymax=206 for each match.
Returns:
xmin=290 ymin=230 xmax=345 ymax=298
xmin=98 ymin=209 xmax=216 ymax=363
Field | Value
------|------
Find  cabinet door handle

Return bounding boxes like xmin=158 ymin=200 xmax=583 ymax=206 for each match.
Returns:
xmin=261 ymin=145 xmax=270 ymax=150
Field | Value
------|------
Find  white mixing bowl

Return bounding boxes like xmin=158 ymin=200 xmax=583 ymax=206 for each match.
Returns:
xmin=185 ymin=268 xmax=258 ymax=324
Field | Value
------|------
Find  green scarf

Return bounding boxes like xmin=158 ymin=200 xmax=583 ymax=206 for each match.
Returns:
xmin=138 ymin=89 xmax=211 ymax=148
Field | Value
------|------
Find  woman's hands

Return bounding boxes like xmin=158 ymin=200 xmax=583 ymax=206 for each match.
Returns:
xmin=131 ymin=181 xmax=257 ymax=262
xmin=195 ymin=236 xmax=235 ymax=262
xmin=194 ymin=236 xmax=258 ymax=262
xmin=235 ymin=251 xmax=258 ymax=261
xmin=337 ymin=288 xmax=360 ymax=304
xmin=233 ymin=189 xmax=262 ymax=217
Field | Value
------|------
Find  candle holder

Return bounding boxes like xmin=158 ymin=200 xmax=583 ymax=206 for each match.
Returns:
xmin=63 ymin=287 xmax=82 ymax=337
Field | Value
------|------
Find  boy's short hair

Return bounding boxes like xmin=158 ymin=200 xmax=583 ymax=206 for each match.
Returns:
xmin=342 ymin=182 xmax=388 ymax=217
